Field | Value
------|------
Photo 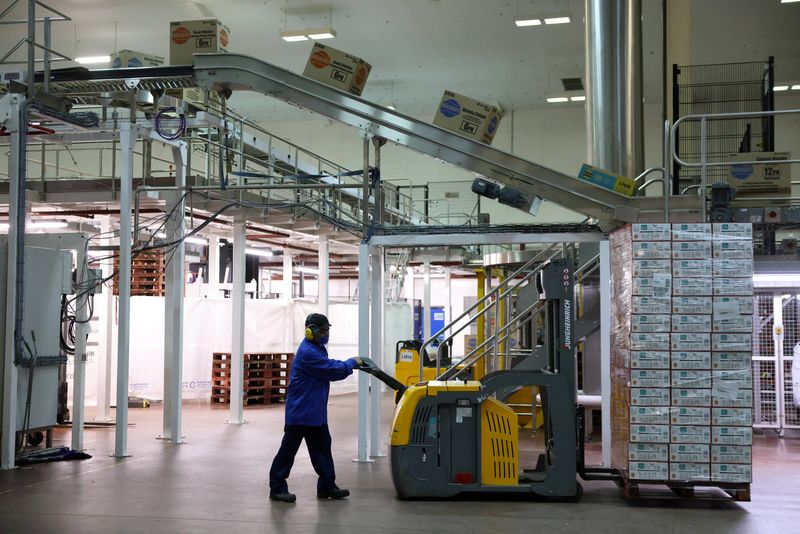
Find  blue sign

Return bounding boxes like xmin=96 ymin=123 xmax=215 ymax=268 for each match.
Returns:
xmin=731 ymin=164 xmax=753 ymax=180
xmin=440 ymin=98 xmax=461 ymax=118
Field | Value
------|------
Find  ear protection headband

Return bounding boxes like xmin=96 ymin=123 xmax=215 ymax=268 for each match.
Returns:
xmin=305 ymin=325 xmax=317 ymax=341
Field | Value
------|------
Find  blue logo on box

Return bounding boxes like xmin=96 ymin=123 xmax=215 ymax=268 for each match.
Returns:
xmin=731 ymin=164 xmax=753 ymax=180
xmin=128 ymin=57 xmax=143 ymax=68
xmin=112 ymin=57 xmax=122 ymax=69
xmin=440 ymin=98 xmax=461 ymax=118
xmin=487 ymin=116 xmax=498 ymax=135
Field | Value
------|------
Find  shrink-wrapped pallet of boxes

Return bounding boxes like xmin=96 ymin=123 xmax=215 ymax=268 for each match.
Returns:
xmin=610 ymin=223 xmax=753 ymax=495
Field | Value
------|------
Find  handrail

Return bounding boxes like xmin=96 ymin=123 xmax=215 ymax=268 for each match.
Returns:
xmin=671 ymin=109 xmax=800 ymax=169
xmin=439 ymin=299 xmax=546 ymax=381
xmin=422 ymin=243 xmax=563 ymax=378
xmin=637 ymin=177 xmax=666 ymax=194
xmin=634 ymin=166 xmax=665 ymax=186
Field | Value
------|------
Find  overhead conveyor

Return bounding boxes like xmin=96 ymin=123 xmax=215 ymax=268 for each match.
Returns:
xmin=189 ymin=53 xmax=639 ymax=228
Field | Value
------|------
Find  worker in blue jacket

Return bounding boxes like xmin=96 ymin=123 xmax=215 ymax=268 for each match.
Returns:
xmin=269 ymin=313 xmax=361 ymax=503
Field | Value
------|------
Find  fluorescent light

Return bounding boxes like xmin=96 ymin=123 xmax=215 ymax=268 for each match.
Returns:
xmin=281 ymin=26 xmax=336 ymax=42
xmin=792 ymin=85 xmax=800 ymax=90
xmin=296 ymin=266 xmax=319 ymax=275
xmin=774 ymin=85 xmax=789 ymax=91
xmin=547 ymin=97 xmax=569 ymax=103
xmin=544 ymin=16 xmax=571 ymax=24
xmin=246 ymin=248 xmax=273 ymax=258
xmin=781 ymin=0 xmax=800 ymax=3
xmin=308 ymin=30 xmax=336 ymax=40
xmin=570 ymin=95 xmax=586 ymax=102
xmin=753 ymin=273 xmax=800 ymax=284
xmin=0 ymin=221 xmax=68 ymax=230
xmin=75 ymin=55 xmax=111 ymax=65
xmin=515 ymin=18 xmax=542 ymax=27
xmin=184 ymin=236 xmax=208 ymax=245
xmin=280 ymin=29 xmax=309 ymax=42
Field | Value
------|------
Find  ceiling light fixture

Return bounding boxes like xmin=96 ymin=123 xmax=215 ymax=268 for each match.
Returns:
xmin=544 ymin=16 xmax=571 ymax=24
xmin=0 ymin=221 xmax=69 ymax=230
xmin=781 ymin=0 xmax=800 ymax=3
xmin=280 ymin=25 xmax=336 ymax=42
xmin=774 ymin=85 xmax=789 ymax=91
xmin=75 ymin=55 xmax=111 ymax=64
xmin=570 ymin=95 xmax=586 ymax=102
xmin=547 ymin=97 xmax=569 ymax=103
xmin=515 ymin=18 xmax=542 ymax=27
xmin=246 ymin=248 xmax=273 ymax=258
xmin=792 ymin=85 xmax=800 ymax=90
xmin=184 ymin=236 xmax=208 ymax=245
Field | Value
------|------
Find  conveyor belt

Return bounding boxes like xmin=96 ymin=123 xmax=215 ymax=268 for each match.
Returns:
xmin=191 ymin=54 xmax=638 ymax=228
xmin=13 ymin=57 xmax=641 ymax=227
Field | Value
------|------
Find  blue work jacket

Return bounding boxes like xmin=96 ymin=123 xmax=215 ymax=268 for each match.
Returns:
xmin=284 ymin=339 xmax=357 ymax=426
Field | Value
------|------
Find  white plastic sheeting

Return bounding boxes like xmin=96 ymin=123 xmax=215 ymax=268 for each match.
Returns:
xmin=68 ymin=297 xmax=413 ymax=404
xmin=793 ymin=342 xmax=800 ymax=407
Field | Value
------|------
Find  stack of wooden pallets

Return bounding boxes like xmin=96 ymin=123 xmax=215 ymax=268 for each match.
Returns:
xmin=113 ymin=249 xmax=166 ymax=296
xmin=211 ymin=352 xmax=293 ymax=405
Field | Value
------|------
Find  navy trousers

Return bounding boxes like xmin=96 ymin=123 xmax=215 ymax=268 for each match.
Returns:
xmin=269 ymin=424 xmax=337 ymax=494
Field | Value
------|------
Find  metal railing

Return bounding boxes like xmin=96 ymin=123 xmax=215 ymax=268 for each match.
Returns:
xmin=423 ymin=243 xmax=564 ymax=379
xmin=671 ymin=108 xmax=800 ymax=218
xmin=434 ymin=249 xmax=600 ymax=382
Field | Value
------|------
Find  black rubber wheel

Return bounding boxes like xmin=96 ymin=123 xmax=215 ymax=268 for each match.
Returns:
xmin=563 ymin=482 xmax=584 ymax=503
xmin=27 ymin=431 xmax=44 ymax=447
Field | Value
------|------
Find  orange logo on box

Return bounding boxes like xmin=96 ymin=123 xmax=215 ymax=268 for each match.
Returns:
xmin=219 ymin=28 xmax=229 ymax=48
xmin=354 ymin=66 xmax=366 ymax=86
xmin=310 ymin=50 xmax=331 ymax=69
xmin=171 ymin=26 xmax=190 ymax=45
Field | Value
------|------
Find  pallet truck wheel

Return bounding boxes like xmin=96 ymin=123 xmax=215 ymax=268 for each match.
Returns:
xmin=563 ymin=482 xmax=583 ymax=503
xmin=27 ymin=431 xmax=44 ymax=447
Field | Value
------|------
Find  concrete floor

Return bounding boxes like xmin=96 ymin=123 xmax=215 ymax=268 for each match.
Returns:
xmin=0 ymin=394 xmax=798 ymax=534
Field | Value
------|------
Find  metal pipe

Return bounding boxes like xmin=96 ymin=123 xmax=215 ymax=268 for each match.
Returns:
xmin=368 ymin=245 xmax=384 ymax=458
xmin=663 ymin=120 xmax=671 ymax=222
xmin=356 ymin=242 xmax=370 ymax=462
xmin=227 ymin=214 xmax=246 ymax=425
xmin=42 ymin=16 xmax=50 ymax=93
xmin=362 ymin=136 xmax=369 ymax=229
xmin=114 ymin=122 xmax=134 ymax=458
xmin=27 ymin=0 xmax=35 ymax=97
xmin=700 ymin=116 xmax=707 ymax=221
xmin=585 ymin=0 xmax=644 ymax=178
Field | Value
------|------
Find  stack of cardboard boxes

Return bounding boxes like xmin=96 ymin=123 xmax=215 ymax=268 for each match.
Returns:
xmin=612 ymin=223 xmax=753 ymax=485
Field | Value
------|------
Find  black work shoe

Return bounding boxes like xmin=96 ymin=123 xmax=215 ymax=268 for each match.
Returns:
xmin=317 ymin=487 xmax=350 ymax=500
xmin=269 ymin=492 xmax=297 ymax=503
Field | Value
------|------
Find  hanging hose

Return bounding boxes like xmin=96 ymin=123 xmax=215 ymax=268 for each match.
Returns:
xmin=154 ymin=106 xmax=187 ymax=141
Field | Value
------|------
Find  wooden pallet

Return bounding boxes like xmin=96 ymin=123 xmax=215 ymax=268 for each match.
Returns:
xmin=114 ymin=249 xmax=166 ymax=296
xmin=615 ymin=476 xmax=750 ymax=501
xmin=210 ymin=352 xmax=293 ymax=405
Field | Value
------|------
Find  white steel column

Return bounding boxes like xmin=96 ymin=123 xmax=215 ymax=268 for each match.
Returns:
xmin=1 ymin=95 xmax=23 ymax=469
xmin=228 ymin=215 xmax=247 ymax=424
xmin=208 ymin=234 xmax=220 ymax=298
xmin=282 ymin=252 xmax=293 ymax=300
xmin=423 ymin=261 xmax=431 ymax=342
xmin=95 ymin=217 xmax=114 ymax=422
xmin=355 ymin=242 xmax=372 ymax=462
xmin=161 ymin=143 xmax=187 ymax=443
xmin=70 ymin=243 xmax=90 ymax=451
xmin=773 ymin=295 xmax=785 ymax=434
xmin=369 ymin=245 xmax=385 ymax=458
xmin=599 ymin=239 xmax=611 ymax=467
xmin=318 ymin=235 xmax=329 ymax=315
xmin=404 ymin=266 xmax=414 ymax=301
xmin=444 ymin=267 xmax=452 ymax=324
xmin=115 ymin=122 xmax=136 ymax=457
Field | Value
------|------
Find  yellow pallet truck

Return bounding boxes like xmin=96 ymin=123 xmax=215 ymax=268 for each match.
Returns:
xmin=357 ymin=259 xmax=620 ymax=500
